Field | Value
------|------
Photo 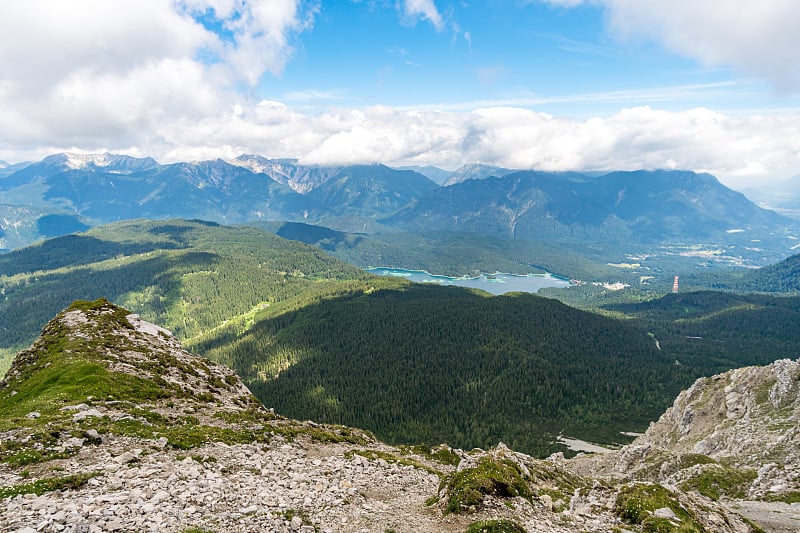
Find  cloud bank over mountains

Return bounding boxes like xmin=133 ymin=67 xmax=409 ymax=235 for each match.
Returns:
xmin=1 ymin=0 xmax=799 ymax=190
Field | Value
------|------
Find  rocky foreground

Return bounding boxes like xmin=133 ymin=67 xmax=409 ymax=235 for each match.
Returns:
xmin=0 ymin=299 xmax=798 ymax=532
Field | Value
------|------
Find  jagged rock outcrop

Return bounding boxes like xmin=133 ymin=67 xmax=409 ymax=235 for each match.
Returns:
xmin=0 ymin=299 xmax=773 ymax=532
xmin=584 ymin=359 xmax=800 ymax=497
xmin=570 ymin=358 xmax=800 ymax=532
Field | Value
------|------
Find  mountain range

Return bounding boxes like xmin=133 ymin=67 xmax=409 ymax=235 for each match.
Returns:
xmin=442 ymin=162 xmax=514 ymax=185
xmin=1 ymin=153 xmax=797 ymax=270
xmin=385 ymin=169 xmax=790 ymax=245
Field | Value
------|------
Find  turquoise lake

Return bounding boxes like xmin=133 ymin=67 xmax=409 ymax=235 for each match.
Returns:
xmin=366 ymin=268 xmax=571 ymax=295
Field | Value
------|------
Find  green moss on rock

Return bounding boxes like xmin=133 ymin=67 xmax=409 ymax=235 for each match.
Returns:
xmin=465 ymin=519 xmax=527 ymax=533
xmin=442 ymin=457 xmax=533 ymax=514
xmin=679 ymin=464 xmax=757 ymax=501
xmin=614 ymin=483 xmax=704 ymax=533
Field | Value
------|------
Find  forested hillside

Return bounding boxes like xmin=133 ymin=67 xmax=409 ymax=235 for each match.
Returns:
xmin=4 ymin=219 xmax=798 ymax=459
xmin=0 ymin=219 xmax=365 ymax=373
xmin=604 ymin=290 xmax=800 ymax=372
xmin=191 ymin=280 xmax=695 ymax=456
xmin=256 ymin=221 xmax=630 ymax=281
xmin=686 ymin=252 xmax=800 ymax=293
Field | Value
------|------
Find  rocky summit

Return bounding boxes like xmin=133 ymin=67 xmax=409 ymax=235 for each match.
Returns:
xmin=0 ymin=299 xmax=795 ymax=532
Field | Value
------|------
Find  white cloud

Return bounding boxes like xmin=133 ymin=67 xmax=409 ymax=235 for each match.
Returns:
xmin=0 ymin=0 xmax=316 ymax=153
xmin=538 ymin=0 xmax=800 ymax=90
xmin=401 ymin=0 xmax=445 ymax=30
xmin=0 ymin=0 xmax=210 ymax=96
xmin=1 ymin=0 xmax=799 ymax=192
xmin=607 ymin=1 xmax=800 ymax=89
xmin=454 ymin=105 xmax=800 ymax=189
xmin=102 ymin=102 xmax=800 ymax=190
xmin=3 ymin=89 xmax=800 ymax=189
xmin=180 ymin=0 xmax=318 ymax=84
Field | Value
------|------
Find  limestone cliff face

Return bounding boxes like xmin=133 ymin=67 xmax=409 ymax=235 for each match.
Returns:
xmin=593 ymin=358 xmax=800 ymax=501
xmin=636 ymin=358 xmax=800 ymax=458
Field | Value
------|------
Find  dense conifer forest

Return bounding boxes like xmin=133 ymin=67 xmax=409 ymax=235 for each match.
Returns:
xmin=188 ymin=279 xmax=691 ymax=455
xmin=2 ymin=219 xmax=799 ymax=456
xmin=0 ymin=220 xmax=366 ymax=372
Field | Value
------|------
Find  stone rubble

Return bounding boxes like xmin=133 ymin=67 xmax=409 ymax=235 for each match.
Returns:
xmin=1 ymin=434 xmax=444 ymax=532
xmin=0 ymin=431 xmax=647 ymax=533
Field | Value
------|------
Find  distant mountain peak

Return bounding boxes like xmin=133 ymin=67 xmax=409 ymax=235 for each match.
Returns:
xmin=229 ymin=154 xmax=342 ymax=193
xmin=444 ymin=163 xmax=513 ymax=186
xmin=40 ymin=152 xmax=160 ymax=173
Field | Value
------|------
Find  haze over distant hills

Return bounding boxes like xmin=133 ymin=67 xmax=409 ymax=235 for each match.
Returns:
xmin=0 ymin=153 xmax=797 ymax=269
xmin=385 ymin=169 xmax=796 ymax=259
xmin=0 ymin=160 xmax=32 ymax=179
xmin=394 ymin=165 xmax=452 ymax=184
xmin=743 ymin=174 xmax=800 ymax=220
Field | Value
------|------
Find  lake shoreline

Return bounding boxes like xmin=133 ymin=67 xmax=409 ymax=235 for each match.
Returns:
xmin=366 ymin=267 xmax=572 ymax=295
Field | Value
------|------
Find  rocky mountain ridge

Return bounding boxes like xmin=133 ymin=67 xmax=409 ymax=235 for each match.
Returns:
xmin=1 ymin=153 xmax=797 ymax=266
xmin=230 ymin=154 xmax=341 ymax=194
xmin=584 ymin=358 xmax=800 ymax=480
xmin=442 ymin=163 xmax=513 ymax=186
xmin=0 ymin=299 xmax=796 ymax=531
xmin=572 ymin=357 xmax=800 ymax=531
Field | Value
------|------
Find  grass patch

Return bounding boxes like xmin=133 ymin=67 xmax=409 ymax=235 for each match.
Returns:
xmin=212 ymin=407 xmax=279 ymax=426
xmin=537 ymin=487 xmax=571 ymax=512
xmin=0 ymin=472 xmax=99 ymax=499
xmin=442 ymin=457 xmax=533 ymax=514
xmin=400 ymin=444 xmax=461 ymax=466
xmin=3 ymin=448 xmax=76 ymax=468
xmin=348 ymin=449 xmax=443 ymax=477
xmin=762 ymin=491 xmax=800 ymax=504
xmin=679 ymin=465 xmax=757 ymax=500
xmin=465 ymin=519 xmax=527 ymax=533
xmin=615 ymin=483 xmax=704 ymax=532
xmin=636 ymin=452 xmax=717 ymax=481
xmin=268 ymin=421 xmax=372 ymax=445
xmin=281 ymin=508 xmax=313 ymax=526
xmin=400 ymin=444 xmax=460 ymax=466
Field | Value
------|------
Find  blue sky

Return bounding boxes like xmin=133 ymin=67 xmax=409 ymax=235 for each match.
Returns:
xmin=1 ymin=0 xmax=800 ymax=189
xmin=275 ymin=2 xmax=753 ymax=114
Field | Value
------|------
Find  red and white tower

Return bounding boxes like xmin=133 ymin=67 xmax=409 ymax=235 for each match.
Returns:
xmin=672 ymin=276 xmax=679 ymax=293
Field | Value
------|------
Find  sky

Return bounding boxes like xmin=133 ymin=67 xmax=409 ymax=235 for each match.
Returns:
xmin=2 ymin=0 xmax=800 ymax=190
